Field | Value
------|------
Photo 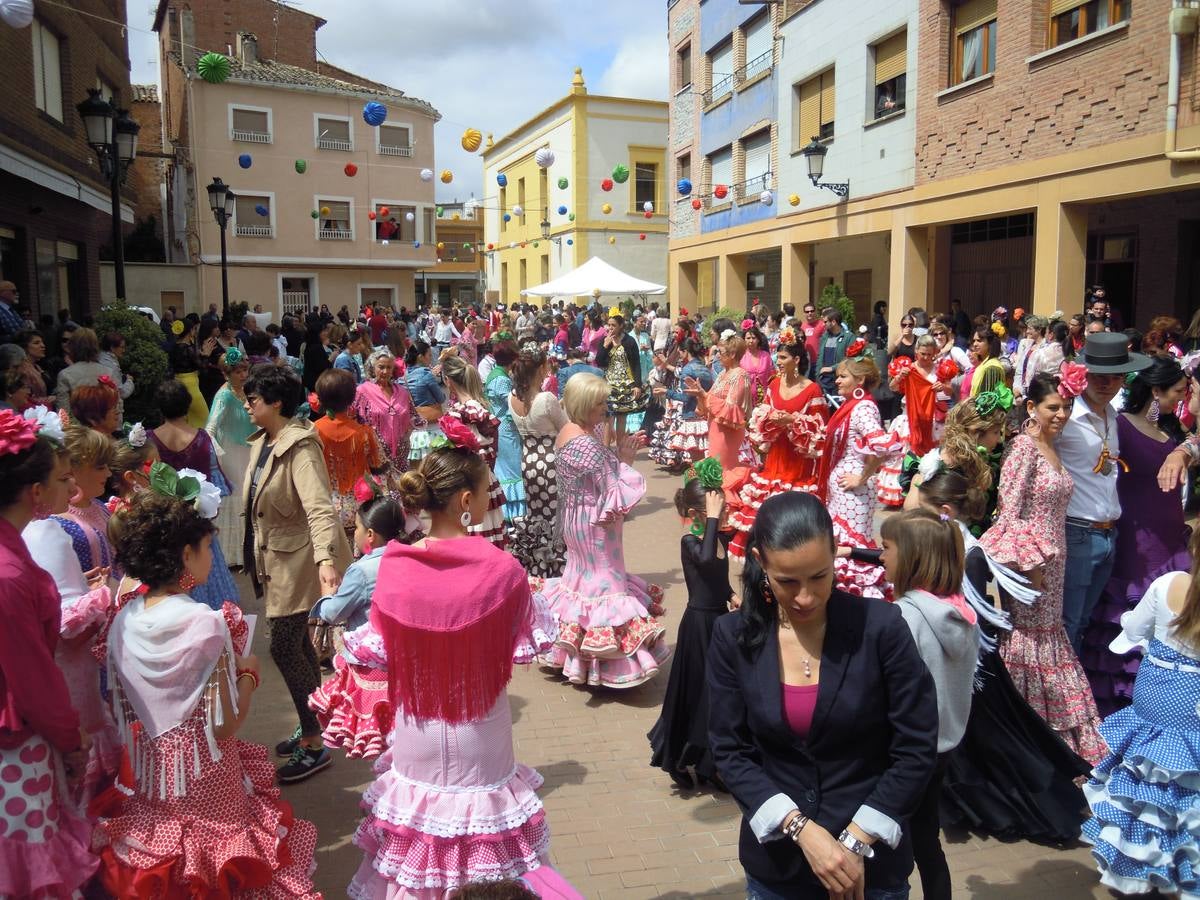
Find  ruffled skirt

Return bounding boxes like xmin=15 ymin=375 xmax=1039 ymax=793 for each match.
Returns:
xmin=728 ymin=468 xmax=820 ymax=561
xmin=468 ymin=471 xmax=508 ymax=549
xmin=508 ymin=434 xmax=564 ymax=577
xmin=647 ymin=400 xmax=684 ymax=468
xmin=1082 ymin=641 xmax=1200 ymax=898
xmin=664 ymin=417 xmax=708 ymax=465
xmin=309 ymin=655 xmax=393 ymax=761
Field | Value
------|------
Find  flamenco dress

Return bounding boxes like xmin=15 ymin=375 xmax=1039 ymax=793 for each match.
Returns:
xmin=648 ymin=517 xmax=731 ymax=785
xmin=663 ymin=360 xmax=715 ymax=467
xmin=94 ymin=593 xmax=321 ymax=898
xmin=354 ymin=379 xmax=415 ymax=483
xmin=446 ymin=399 xmax=508 ymax=548
xmin=314 ymin=411 xmax=385 ymax=532
xmin=728 ymin=378 xmax=827 ymax=561
xmin=1082 ymin=572 xmax=1200 ymax=897
xmin=1080 ymin=417 xmax=1192 ymax=717
xmin=206 ymin=383 xmax=256 ymax=568
xmin=485 ymin=368 xmax=527 ymax=521
xmin=704 ymin=367 xmax=755 ymax=471
xmin=540 ymin=434 xmax=671 ymax=688
xmin=509 ymin=392 xmax=569 ymax=578
xmin=876 ymin=365 xmax=942 ymax=508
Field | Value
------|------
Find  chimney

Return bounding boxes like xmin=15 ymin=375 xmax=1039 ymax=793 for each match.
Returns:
xmin=238 ymin=32 xmax=259 ymax=66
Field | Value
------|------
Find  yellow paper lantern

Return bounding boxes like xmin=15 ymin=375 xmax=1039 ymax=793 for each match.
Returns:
xmin=601 ymin=202 xmax=612 ymax=215
xmin=788 ymin=193 xmax=801 ymax=207
xmin=436 ymin=241 xmax=445 ymax=250
xmin=461 ymin=128 xmax=482 ymax=152
xmin=452 ymin=213 xmax=461 ymax=221
xmin=608 ymin=236 xmax=616 ymax=244
xmin=440 ymin=169 xmax=453 ymax=184
xmin=320 ymin=206 xmax=331 ymax=216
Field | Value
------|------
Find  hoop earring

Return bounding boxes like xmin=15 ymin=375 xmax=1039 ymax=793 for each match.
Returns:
xmin=852 ymin=388 xmax=866 ymax=400
xmin=460 ymin=511 xmax=473 ymax=528
xmin=179 ymin=571 xmax=197 ymax=591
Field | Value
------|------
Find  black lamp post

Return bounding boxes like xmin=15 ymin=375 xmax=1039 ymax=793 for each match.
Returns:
xmin=77 ymin=89 xmax=139 ymax=302
xmin=801 ymin=136 xmax=850 ymax=199
xmin=539 ymin=208 xmax=561 ymax=245
xmin=206 ymin=177 xmax=237 ymax=322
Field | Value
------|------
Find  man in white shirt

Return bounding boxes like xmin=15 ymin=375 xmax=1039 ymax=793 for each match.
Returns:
xmin=1056 ymin=332 xmax=1150 ymax=651
xmin=432 ymin=308 xmax=460 ymax=353
xmin=650 ymin=311 xmax=672 ymax=352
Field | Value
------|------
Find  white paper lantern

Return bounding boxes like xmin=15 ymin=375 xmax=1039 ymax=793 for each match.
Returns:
xmin=405 ymin=212 xmax=415 ymax=222
xmin=759 ymin=190 xmax=774 ymax=206
xmin=0 ymin=0 xmax=35 ymax=28
xmin=419 ymin=168 xmax=434 ymax=182
xmin=642 ymin=201 xmax=654 ymax=213
xmin=534 ymin=147 xmax=555 ymax=168
xmin=512 ymin=204 xmax=524 ymax=217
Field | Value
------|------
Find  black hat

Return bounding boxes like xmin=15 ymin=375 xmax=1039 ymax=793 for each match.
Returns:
xmin=1078 ymin=332 xmax=1151 ymax=375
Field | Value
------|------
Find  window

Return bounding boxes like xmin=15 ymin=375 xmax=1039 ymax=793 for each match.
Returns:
xmin=1049 ymin=0 xmax=1129 ymax=46
xmin=373 ymin=204 xmax=415 ymax=243
xmin=708 ymin=40 xmax=734 ymax=103
xmin=281 ymin=277 xmax=313 ymax=318
xmin=499 ymin=186 xmax=507 ymax=232
xmin=32 ymin=21 xmax=63 ymax=121
xmin=518 ymin=177 xmax=526 ymax=211
xmin=795 ymin=68 xmax=835 ymax=147
xmin=377 ymin=123 xmax=412 ymax=156
xmin=230 ymin=106 xmax=271 ymax=143
xmin=741 ymin=130 xmax=771 ymax=192
xmin=234 ymin=194 xmax=274 ymax=237
xmin=677 ymin=42 xmax=692 ymax=90
xmin=677 ymin=153 xmax=692 ymax=189
xmin=635 ymin=162 xmax=657 ymax=209
xmin=742 ymin=14 xmax=772 ymax=82
xmin=519 ymin=258 xmax=528 ymax=292
xmin=95 ymin=77 xmax=115 ymax=105
xmin=316 ymin=200 xmax=353 ymax=240
xmin=952 ymin=0 xmax=997 ymax=85
xmin=708 ymin=146 xmax=733 ymax=198
xmin=316 ymin=116 xmax=352 ymax=151
xmin=873 ymin=30 xmax=907 ymax=117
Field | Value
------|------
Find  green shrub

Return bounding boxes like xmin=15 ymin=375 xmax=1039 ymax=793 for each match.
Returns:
xmin=95 ymin=302 xmax=168 ymax=426
xmin=700 ymin=307 xmax=741 ymax=345
xmin=819 ymin=283 xmax=856 ymax=332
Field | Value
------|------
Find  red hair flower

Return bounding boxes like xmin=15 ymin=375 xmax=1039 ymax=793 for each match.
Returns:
xmin=0 ymin=410 xmax=39 ymax=457
xmin=307 ymin=391 xmax=321 ymax=413
xmin=96 ymin=374 xmax=116 ymax=389
xmin=846 ymin=338 xmax=867 ymax=359
xmin=437 ymin=415 xmax=481 ymax=453
xmin=936 ymin=357 xmax=959 ymax=383
xmin=888 ymin=356 xmax=912 ymax=378
xmin=353 ymin=475 xmax=381 ymax=505
xmin=740 ymin=318 xmax=756 ymax=332
xmin=1058 ymin=362 xmax=1088 ymax=400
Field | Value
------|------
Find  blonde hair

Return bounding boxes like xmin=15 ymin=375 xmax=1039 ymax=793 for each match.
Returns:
xmin=441 ymin=355 xmax=485 ymax=404
xmin=562 ymin=373 xmax=610 ymax=425
xmin=880 ymin=509 xmax=964 ymax=598
xmin=836 ymin=355 xmax=881 ymax=390
xmin=721 ymin=335 xmax=747 ymax=359
xmin=1172 ymin=528 xmax=1200 ymax=649
xmin=64 ymin=422 xmax=114 ymax=469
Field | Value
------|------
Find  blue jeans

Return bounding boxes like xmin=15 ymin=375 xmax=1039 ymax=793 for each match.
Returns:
xmin=746 ymin=875 xmax=909 ymax=900
xmin=1061 ymin=521 xmax=1118 ymax=653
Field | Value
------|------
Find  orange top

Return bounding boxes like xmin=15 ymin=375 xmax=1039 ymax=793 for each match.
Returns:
xmin=314 ymin=412 xmax=383 ymax=494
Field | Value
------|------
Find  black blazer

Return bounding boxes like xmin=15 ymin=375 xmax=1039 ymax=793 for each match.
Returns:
xmin=594 ymin=332 xmax=642 ymax=385
xmin=707 ymin=590 xmax=938 ymax=897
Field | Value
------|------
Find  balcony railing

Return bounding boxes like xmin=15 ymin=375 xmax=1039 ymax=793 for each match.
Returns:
xmin=317 ymin=137 xmax=352 ymax=151
xmin=703 ymin=74 xmax=734 ymax=105
xmin=281 ymin=292 xmax=310 ymax=317
xmin=235 ymin=224 xmax=273 ymax=237
xmin=378 ymin=144 xmax=413 ymax=157
xmin=319 ymin=228 xmax=354 ymax=241
xmin=232 ymin=129 xmax=271 ymax=143
xmin=732 ymin=172 xmax=773 ymax=199
xmin=742 ymin=50 xmax=772 ymax=83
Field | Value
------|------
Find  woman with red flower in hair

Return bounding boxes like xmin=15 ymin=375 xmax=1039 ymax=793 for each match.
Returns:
xmin=69 ymin=375 xmax=120 ymax=435
xmin=877 ymin=335 xmax=951 ymax=507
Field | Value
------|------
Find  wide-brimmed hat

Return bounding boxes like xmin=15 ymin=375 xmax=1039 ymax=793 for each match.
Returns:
xmin=1078 ymin=332 xmax=1151 ymax=374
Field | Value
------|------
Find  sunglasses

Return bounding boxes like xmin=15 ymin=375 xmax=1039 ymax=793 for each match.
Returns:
xmin=902 ymin=321 xmax=915 ymax=327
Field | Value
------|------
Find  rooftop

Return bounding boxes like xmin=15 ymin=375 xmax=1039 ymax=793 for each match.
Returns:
xmin=131 ymin=84 xmax=159 ymax=104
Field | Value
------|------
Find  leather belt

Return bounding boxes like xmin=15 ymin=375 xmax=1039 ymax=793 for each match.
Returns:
xmin=1066 ymin=516 xmax=1117 ymax=530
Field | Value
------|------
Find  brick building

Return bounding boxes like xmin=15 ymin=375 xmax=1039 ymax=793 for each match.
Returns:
xmin=0 ymin=0 xmax=136 ymax=322
xmin=128 ymin=84 xmax=167 ymax=254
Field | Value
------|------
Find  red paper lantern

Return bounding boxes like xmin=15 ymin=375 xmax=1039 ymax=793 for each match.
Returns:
xmin=379 ymin=205 xmax=390 ymax=218
xmin=344 ymin=163 xmax=358 ymax=177
xmin=691 ymin=198 xmax=702 ymax=210
xmin=367 ymin=211 xmax=376 ymax=220
xmin=486 ymin=243 xmax=494 ymax=250
xmin=713 ymin=184 xmax=728 ymax=199
xmin=644 ymin=210 xmax=652 ymax=219
xmin=601 ymin=178 xmax=614 ymax=192
xmin=639 ymin=233 xmax=646 ymax=240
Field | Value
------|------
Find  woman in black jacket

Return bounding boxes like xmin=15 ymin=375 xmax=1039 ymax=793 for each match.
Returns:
xmin=707 ymin=491 xmax=938 ymax=899
xmin=595 ymin=312 xmax=644 ymax=445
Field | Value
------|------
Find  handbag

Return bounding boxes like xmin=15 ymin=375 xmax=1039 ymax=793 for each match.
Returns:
xmin=307 ymin=618 xmax=339 ymax=664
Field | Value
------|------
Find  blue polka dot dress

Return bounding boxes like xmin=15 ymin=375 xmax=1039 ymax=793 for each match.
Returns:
xmin=1081 ymin=571 xmax=1200 ymax=898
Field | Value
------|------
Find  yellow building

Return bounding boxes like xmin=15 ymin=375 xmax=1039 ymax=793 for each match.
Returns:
xmin=481 ymin=69 xmax=669 ymax=306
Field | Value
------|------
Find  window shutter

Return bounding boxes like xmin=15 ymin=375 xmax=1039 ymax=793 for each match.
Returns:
xmin=319 ymin=118 xmax=350 ymax=142
xmin=954 ymin=0 xmax=997 ymax=35
xmin=710 ymin=148 xmax=733 ymax=188
xmin=235 ymin=195 xmax=261 ymax=222
xmin=798 ymin=77 xmax=820 ymax=143
xmin=232 ymin=108 xmax=268 ymax=133
xmin=819 ymin=71 xmax=836 ymax=126
xmin=743 ymin=131 xmax=771 ymax=186
xmin=1049 ymin=0 xmax=1086 ymax=16
xmin=875 ymin=31 xmax=907 ymax=84
xmin=712 ymin=41 xmax=734 ymax=87
xmin=744 ymin=15 xmax=771 ymax=66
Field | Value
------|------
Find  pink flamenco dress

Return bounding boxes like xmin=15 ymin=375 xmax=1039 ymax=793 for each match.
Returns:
xmin=350 ymin=537 xmax=567 ymax=898
xmin=978 ymin=434 xmax=1107 ymax=765
xmin=728 ymin=378 xmax=828 ymax=561
xmin=539 ymin=434 xmax=670 ymax=689
xmin=704 ymin=367 xmax=755 ymax=471
xmin=94 ymin=592 xmax=321 ymax=898
xmin=0 ymin=517 xmax=99 ymax=899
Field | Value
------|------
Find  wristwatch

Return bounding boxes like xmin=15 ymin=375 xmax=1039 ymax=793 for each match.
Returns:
xmin=837 ymin=829 xmax=875 ymax=859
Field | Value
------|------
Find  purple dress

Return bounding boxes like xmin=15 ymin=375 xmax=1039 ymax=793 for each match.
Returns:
xmin=1080 ymin=416 xmax=1192 ymax=717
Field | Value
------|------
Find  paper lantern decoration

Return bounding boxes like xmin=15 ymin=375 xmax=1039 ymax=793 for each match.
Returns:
xmin=238 ymin=154 xmax=252 ymax=169
xmin=436 ymin=206 xmax=444 ymax=216
xmin=557 ymin=205 xmax=568 ymax=215
xmin=294 ymin=159 xmax=307 ymax=174
xmin=367 ymin=211 xmax=377 ymax=221
xmin=503 ymin=213 xmax=511 ymax=222
xmin=496 ymin=173 xmax=508 ymax=187
xmin=320 ymin=206 xmax=331 ymax=216
xmin=464 ymin=243 xmax=472 ymax=251
xmin=452 ymin=213 xmax=461 ymax=220
xmin=759 ymin=191 xmax=774 ymax=206
xmin=608 ymin=236 xmax=616 ymax=245
xmin=487 ymin=243 xmax=494 ymax=250
xmin=362 ymin=101 xmax=388 ymax=126
xmin=512 ymin=205 xmax=524 ymax=217
xmin=311 ymin=210 xmax=319 ymax=219
xmin=440 ymin=170 xmax=453 ymax=184
xmin=557 ymin=177 xmax=569 ymax=189
xmin=533 ymin=242 xmax=540 ymax=249
xmin=677 ymin=179 xmax=693 ymax=196
xmin=639 ymin=233 xmax=646 ymax=240
xmin=520 ymin=242 xmax=527 ymax=249
xmin=413 ymin=241 xmax=421 ymax=248
xmin=420 ymin=168 xmax=434 ymax=182
xmin=404 ymin=212 xmax=414 ymax=222
xmin=508 ymin=242 xmax=516 ymax=249
xmin=0 ymin=0 xmax=34 ymax=28
xmin=713 ymin=184 xmax=728 ymax=200
xmin=436 ymin=242 xmax=445 ymax=251
xmin=788 ymin=193 xmax=801 ymax=207
xmin=601 ymin=203 xmax=612 ymax=215
xmin=691 ymin=198 xmax=702 ymax=210
xmin=568 ymin=213 xmax=576 ymax=222
xmin=344 ymin=163 xmax=358 ymax=177
xmin=600 ymin=178 xmax=613 ymax=192
xmin=566 ymin=239 xmax=573 ymax=246
xmin=535 ymin=147 xmax=556 ymax=168
xmin=642 ymin=211 xmax=650 ymax=219
xmin=612 ymin=164 xmax=630 ymax=184
xmin=643 ymin=201 xmax=654 ymax=213
xmin=255 ymin=204 xmax=269 ymax=217
xmin=461 ymin=128 xmax=482 ymax=152
xmin=375 ymin=206 xmax=388 ymax=218
xmin=197 ymin=52 xmax=231 ymax=84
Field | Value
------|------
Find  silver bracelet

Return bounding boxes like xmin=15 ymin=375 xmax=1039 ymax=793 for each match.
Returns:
xmin=837 ymin=829 xmax=875 ymax=858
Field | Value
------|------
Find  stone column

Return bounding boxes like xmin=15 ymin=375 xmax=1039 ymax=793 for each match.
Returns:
xmin=1032 ymin=200 xmax=1087 ymax=318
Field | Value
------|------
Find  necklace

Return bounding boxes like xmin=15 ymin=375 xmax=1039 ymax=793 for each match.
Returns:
xmin=1078 ymin=403 xmax=1127 ymax=475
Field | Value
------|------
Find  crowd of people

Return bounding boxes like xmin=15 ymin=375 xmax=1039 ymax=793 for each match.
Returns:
xmin=1 ymin=282 xmax=1199 ymax=899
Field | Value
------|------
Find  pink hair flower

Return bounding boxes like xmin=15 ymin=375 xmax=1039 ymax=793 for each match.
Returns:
xmin=0 ymin=410 xmax=39 ymax=457
xmin=1058 ymin=362 xmax=1088 ymax=399
xmin=437 ymin=415 xmax=481 ymax=453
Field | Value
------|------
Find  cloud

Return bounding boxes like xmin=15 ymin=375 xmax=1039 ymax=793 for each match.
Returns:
xmin=597 ymin=31 xmax=670 ymax=101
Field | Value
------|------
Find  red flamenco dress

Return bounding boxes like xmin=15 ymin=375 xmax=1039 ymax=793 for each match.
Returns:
xmin=729 ymin=378 xmax=828 ymax=560
xmin=94 ymin=593 xmax=321 ymax=898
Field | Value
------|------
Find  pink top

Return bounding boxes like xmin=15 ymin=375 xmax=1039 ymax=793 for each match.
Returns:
xmin=782 ymin=683 xmax=820 ymax=739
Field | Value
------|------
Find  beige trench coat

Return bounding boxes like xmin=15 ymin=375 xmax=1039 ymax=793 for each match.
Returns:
xmin=242 ymin=418 xmax=351 ymax=618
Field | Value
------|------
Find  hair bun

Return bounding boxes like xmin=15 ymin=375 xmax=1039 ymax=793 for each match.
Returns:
xmin=398 ymin=469 xmax=432 ymax=512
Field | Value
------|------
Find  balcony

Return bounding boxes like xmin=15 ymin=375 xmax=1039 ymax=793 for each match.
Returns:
xmin=318 ymin=228 xmax=354 ymax=241
xmin=232 ymin=129 xmax=271 ymax=144
xmin=282 ymin=292 xmax=310 ymax=316
xmin=378 ymin=144 xmax=414 ymax=157
xmin=317 ymin=137 xmax=352 ymax=151
xmin=703 ymin=74 xmax=734 ymax=106
xmin=741 ymin=50 xmax=772 ymax=84
xmin=235 ymin=224 xmax=273 ymax=238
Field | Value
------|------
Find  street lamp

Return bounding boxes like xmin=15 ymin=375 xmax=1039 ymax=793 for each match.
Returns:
xmin=77 ymin=89 xmax=139 ymax=301
xmin=801 ymin=136 xmax=850 ymax=199
xmin=206 ymin=177 xmax=237 ymax=321
xmin=539 ymin=208 xmax=561 ymax=245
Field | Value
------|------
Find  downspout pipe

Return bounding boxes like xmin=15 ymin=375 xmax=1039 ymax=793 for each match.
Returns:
xmin=1166 ymin=1 xmax=1200 ymax=160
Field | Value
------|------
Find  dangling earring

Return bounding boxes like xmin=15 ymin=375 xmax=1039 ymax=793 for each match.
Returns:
xmin=761 ymin=578 xmax=774 ymax=604
xmin=1148 ymin=395 xmax=1161 ymax=424
xmin=460 ymin=511 xmax=473 ymax=528
xmin=852 ymin=388 xmax=866 ymax=400
xmin=179 ymin=570 xmax=197 ymax=591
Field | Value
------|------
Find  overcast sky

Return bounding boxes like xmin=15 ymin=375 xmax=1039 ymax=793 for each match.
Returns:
xmin=126 ymin=1 xmax=669 ymax=201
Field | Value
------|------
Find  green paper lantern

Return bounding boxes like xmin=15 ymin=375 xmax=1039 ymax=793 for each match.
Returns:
xmin=294 ymin=159 xmax=307 ymax=174
xmin=436 ymin=206 xmax=444 ymax=217
xmin=568 ymin=213 xmax=576 ymax=222
xmin=310 ymin=209 xmax=319 ymax=219
xmin=463 ymin=243 xmax=471 ymax=250
xmin=533 ymin=242 xmax=540 ymax=248
xmin=557 ymin=177 xmax=569 ymax=189
xmin=197 ymin=52 xmax=231 ymax=84
xmin=612 ymin=164 xmax=630 ymax=184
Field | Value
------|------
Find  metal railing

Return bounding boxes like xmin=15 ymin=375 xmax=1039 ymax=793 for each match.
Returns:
xmin=235 ymin=224 xmax=273 ymax=237
xmin=317 ymin=137 xmax=352 ymax=151
xmin=281 ymin=292 xmax=310 ymax=317
xmin=741 ymin=49 xmax=772 ymax=82
xmin=378 ymin=144 xmax=413 ymax=157
xmin=703 ymin=73 xmax=734 ymax=105
xmin=731 ymin=172 xmax=773 ymax=198
xmin=318 ymin=228 xmax=354 ymax=241
xmin=232 ymin=129 xmax=271 ymax=143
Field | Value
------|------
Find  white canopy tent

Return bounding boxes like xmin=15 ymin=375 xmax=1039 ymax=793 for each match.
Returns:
xmin=520 ymin=256 xmax=666 ymax=298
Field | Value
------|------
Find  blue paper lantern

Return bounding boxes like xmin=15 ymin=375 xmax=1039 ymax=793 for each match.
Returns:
xmin=362 ymin=101 xmax=387 ymax=126
xmin=557 ymin=205 xmax=567 ymax=215
xmin=413 ymin=241 xmax=421 ymax=249
xmin=566 ymin=239 xmax=573 ymax=246
xmin=503 ymin=213 xmax=511 ymax=222
xmin=677 ymin=178 xmax=693 ymax=196
xmin=254 ymin=204 xmax=268 ymax=217
xmin=238 ymin=154 xmax=252 ymax=169
xmin=496 ymin=173 xmax=508 ymax=187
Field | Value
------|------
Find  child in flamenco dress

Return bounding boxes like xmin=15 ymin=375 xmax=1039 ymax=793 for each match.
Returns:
xmin=95 ymin=486 xmax=320 ymax=897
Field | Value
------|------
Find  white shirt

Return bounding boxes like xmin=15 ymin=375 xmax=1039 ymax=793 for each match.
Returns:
xmin=1057 ymin=397 xmax=1121 ymax=522
xmin=433 ymin=320 xmax=459 ymax=344
xmin=650 ymin=316 xmax=672 ymax=351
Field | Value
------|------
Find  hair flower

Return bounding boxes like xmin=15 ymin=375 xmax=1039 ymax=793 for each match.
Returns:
xmin=777 ymin=327 xmax=799 ymax=348
xmin=887 ymin=356 xmax=912 ymax=378
xmin=740 ymin=318 xmax=756 ymax=332
xmin=353 ymin=475 xmax=382 ymax=505
xmin=177 ymin=468 xmax=222 ymax=519
xmin=171 ymin=320 xmax=185 ymax=335
xmin=991 ymin=306 xmax=1008 ymax=320
xmin=127 ymin=422 xmax=147 ymax=448
xmin=608 ymin=306 xmax=622 ymax=318
xmin=147 ymin=461 xmax=221 ymax=519
xmin=0 ymin=409 xmax=40 ymax=457
xmin=720 ymin=328 xmax=737 ymax=342
xmin=686 ymin=456 xmax=724 ymax=490
xmin=307 ymin=391 xmax=321 ymax=414
xmin=1058 ymin=361 xmax=1088 ymax=400
xmin=436 ymin=415 xmax=481 ymax=453
xmin=935 ymin=357 xmax=959 ymax=384
xmin=223 ymin=346 xmax=245 ymax=367
xmin=846 ymin=338 xmax=867 ymax=359
xmin=22 ymin=405 xmax=64 ymax=445
xmin=990 ymin=321 xmax=1006 ymax=337
xmin=96 ymin=374 xmax=117 ymax=389
xmin=917 ymin=449 xmax=944 ymax=483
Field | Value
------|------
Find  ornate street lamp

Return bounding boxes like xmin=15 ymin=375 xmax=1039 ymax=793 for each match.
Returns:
xmin=207 ymin=178 xmax=237 ymax=321
xmin=801 ymin=137 xmax=849 ymax=199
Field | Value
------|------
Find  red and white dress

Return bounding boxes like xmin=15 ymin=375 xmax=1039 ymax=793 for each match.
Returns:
xmin=877 ymin=365 xmax=945 ymax=507
xmin=729 ymin=378 xmax=828 ymax=560
xmin=446 ymin=399 xmax=508 ymax=548
xmin=309 ymin=622 xmax=392 ymax=761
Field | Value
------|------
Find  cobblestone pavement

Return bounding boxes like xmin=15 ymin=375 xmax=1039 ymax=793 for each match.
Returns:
xmin=237 ymin=459 xmax=1110 ymax=898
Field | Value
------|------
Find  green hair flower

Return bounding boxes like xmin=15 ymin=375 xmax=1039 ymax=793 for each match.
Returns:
xmin=686 ymin=456 xmax=724 ymax=490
